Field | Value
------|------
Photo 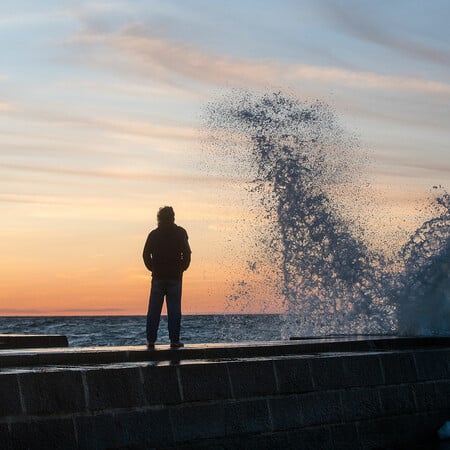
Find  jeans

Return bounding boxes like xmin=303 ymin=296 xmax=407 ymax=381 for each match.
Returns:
xmin=146 ymin=279 xmax=182 ymax=343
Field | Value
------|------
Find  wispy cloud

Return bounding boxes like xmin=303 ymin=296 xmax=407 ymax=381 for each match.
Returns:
xmin=319 ymin=1 xmax=450 ymax=68
xmin=286 ymin=65 xmax=450 ymax=95
xmin=57 ymin=308 xmax=127 ymax=313
xmin=70 ymin=30 xmax=278 ymax=88
xmin=0 ymin=194 xmax=76 ymax=206
xmin=0 ymin=11 xmax=68 ymax=27
xmin=377 ymin=158 xmax=450 ymax=177
xmin=0 ymin=307 xmax=126 ymax=314
xmin=0 ymin=101 xmax=15 ymax=112
xmin=15 ymin=107 xmax=199 ymax=142
xmin=0 ymin=161 xmax=229 ymax=188
xmin=68 ymin=26 xmax=450 ymax=97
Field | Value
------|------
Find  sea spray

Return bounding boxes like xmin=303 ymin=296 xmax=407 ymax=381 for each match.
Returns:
xmin=203 ymin=90 xmax=450 ymax=337
xmin=396 ymin=188 xmax=450 ymax=335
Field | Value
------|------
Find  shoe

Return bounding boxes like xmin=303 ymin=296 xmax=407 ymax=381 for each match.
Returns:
xmin=170 ymin=342 xmax=184 ymax=349
xmin=146 ymin=341 xmax=155 ymax=350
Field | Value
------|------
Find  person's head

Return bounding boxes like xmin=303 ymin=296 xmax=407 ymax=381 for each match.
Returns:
xmin=157 ymin=206 xmax=175 ymax=226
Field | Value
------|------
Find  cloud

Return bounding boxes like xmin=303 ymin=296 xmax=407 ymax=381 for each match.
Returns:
xmin=0 ymin=309 xmax=47 ymax=315
xmin=60 ymin=79 xmax=202 ymax=101
xmin=18 ymin=107 xmax=199 ymax=142
xmin=0 ymin=194 xmax=76 ymax=206
xmin=0 ymin=101 xmax=15 ymax=112
xmin=68 ymin=26 xmax=450 ymax=97
xmin=70 ymin=29 xmax=278 ymax=88
xmin=286 ymin=65 xmax=450 ymax=95
xmin=387 ymin=159 xmax=450 ymax=177
xmin=1 ymin=99 xmax=202 ymax=171
xmin=0 ymin=161 xmax=229 ymax=188
xmin=319 ymin=1 xmax=450 ymax=68
xmin=57 ymin=308 xmax=127 ymax=313
xmin=0 ymin=11 xmax=67 ymax=27
xmin=371 ymin=156 xmax=450 ymax=184
xmin=0 ymin=307 xmax=126 ymax=314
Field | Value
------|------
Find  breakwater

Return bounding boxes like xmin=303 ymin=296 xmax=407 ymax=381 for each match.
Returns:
xmin=0 ymin=334 xmax=68 ymax=350
xmin=0 ymin=337 xmax=449 ymax=449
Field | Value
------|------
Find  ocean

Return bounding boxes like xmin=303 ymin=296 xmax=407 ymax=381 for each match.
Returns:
xmin=0 ymin=314 xmax=285 ymax=347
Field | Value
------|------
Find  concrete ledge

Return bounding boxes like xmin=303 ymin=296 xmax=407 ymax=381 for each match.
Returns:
xmin=0 ymin=334 xmax=68 ymax=349
xmin=0 ymin=336 xmax=449 ymax=369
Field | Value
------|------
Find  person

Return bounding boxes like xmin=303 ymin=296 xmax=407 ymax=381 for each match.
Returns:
xmin=143 ymin=206 xmax=191 ymax=349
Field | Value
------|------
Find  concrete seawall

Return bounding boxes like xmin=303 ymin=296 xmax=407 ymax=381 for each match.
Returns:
xmin=0 ymin=334 xmax=68 ymax=349
xmin=0 ymin=337 xmax=449 ymax=449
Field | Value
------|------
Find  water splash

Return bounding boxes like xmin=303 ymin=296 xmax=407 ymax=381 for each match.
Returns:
xmin=396 ymin=189 xmax=450 ymax=335
xmin=203 ymin=90 xmax=450 ymax=337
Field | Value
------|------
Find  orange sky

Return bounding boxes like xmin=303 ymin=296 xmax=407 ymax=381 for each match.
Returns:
xmin=0 ymin=181 xmax=438 ymax=316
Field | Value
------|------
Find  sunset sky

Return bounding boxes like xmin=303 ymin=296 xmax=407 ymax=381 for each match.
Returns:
xmin=1 ymin=0 xmax=449 ymax=315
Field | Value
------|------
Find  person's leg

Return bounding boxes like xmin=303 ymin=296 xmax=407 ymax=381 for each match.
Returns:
xmin=146 ymin=279 xmax=166 ymax=343
xmin=166 ymin=280 xmax=182 ymax=343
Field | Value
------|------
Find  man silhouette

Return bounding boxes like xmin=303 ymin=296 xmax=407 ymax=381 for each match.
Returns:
xmin=143 ymin=206 xmax=191 ymax=349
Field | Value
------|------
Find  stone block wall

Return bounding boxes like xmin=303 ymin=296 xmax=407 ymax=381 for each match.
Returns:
xmin=0 ymin=348 xmax=449 ymax=449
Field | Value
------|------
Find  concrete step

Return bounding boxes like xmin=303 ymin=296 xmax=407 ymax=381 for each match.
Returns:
xmin=0 ymin=336 xmax=448 ymax=369
xmin=0 ymin=334 xmax=68 ymax=350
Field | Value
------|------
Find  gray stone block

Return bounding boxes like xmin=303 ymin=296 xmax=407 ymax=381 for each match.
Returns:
xmin=85 ymin=366 xmax=145 ymax=410
xmin=224 ymin=399 xmax=271 ymax=435
xmin=9 ymin=417 xmax=77 ymax=450
xmin=171 ymin=432 xmax=291 ymax=450
xmin=273 ymin=357 xmax=314 ymax=394
xmin=227 ymin=360 xmax=277 ymax=398
xmin=434 ymin=379 xmax=450 ymax=411
xmin=298 ymin=390 xmax=342 ymax=426
xmin=340 ymin=387 xmax=383 ymax=421
xmin=141 ymin=364 xmax=181 ymax=405
xmin=379 ymin=384 xmax=416 ymax=416
xmin=164 ymin=439 xmax=226 ymax=450
xmin=329 ymin=422 xmax=360 ymax=450
xmin=380 ymin=351 xmax=418 ymax=384
xmin=199 ymin=429 xmax=334 ymax=450
xmin=269 ymin=394 xmax=303 ymax=431
xmin=75 ymin=413 xmax=117 ymax=450
xmin=113 ymin=408 xmax=173 ymax=447
xmin=288 ymin=425 xmax=333 ymax=450
xmin=164 ymin=437 xmax=233 ymax=450
xmin=358 ymin=413 xmax=439 ymax=450
xmin=341 ymin=354 xmax=384 ymax=386
xmin=412 ymin=382 xmax=438 ymax=411
xmin=253 ymin=431 xmax=292 ymax=450
xmin=0 ymin=423 xmax=12 ymax=450
xmin=358 ymin=415 xmax=409 ymax=449
xmin=414 ymin=349 xmax=450 ymax=381
xmin=0 ymin=373 xmax=22 ymax=416
xmin=310 ymin=354 xmax=382 ymax=389
xmin=310 ymin=356 xmax=344 ymax=389
xmin=170 ymin=402 xmax=226 ymax=442
xmin=78 ymin=410 xmax=173 ymax=449
xmin=18 ymin=370 xmax=85 ymax=415
xmin=178 ymin=362 xmax=232 ymax=402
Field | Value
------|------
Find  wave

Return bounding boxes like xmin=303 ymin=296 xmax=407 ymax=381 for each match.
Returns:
xmin=203 ymin=90 xmax=450 ymax=337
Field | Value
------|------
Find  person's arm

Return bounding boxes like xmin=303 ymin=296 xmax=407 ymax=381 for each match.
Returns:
xmin=142 ymin=234 xmax=153 ymax=272
xmin=181 ymin=231 xmax=191 ymax=271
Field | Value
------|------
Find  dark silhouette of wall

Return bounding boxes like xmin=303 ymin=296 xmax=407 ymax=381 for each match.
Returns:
xmin=0 ymin=339 xmax=449 ymax=449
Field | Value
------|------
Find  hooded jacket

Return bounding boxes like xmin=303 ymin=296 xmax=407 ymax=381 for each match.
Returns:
xmin=143 ymin=223 xmax=191 ymax=280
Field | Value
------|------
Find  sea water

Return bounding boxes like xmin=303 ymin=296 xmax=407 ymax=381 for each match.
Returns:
xmin=0 ymin=315 xmax=284 ymax=347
